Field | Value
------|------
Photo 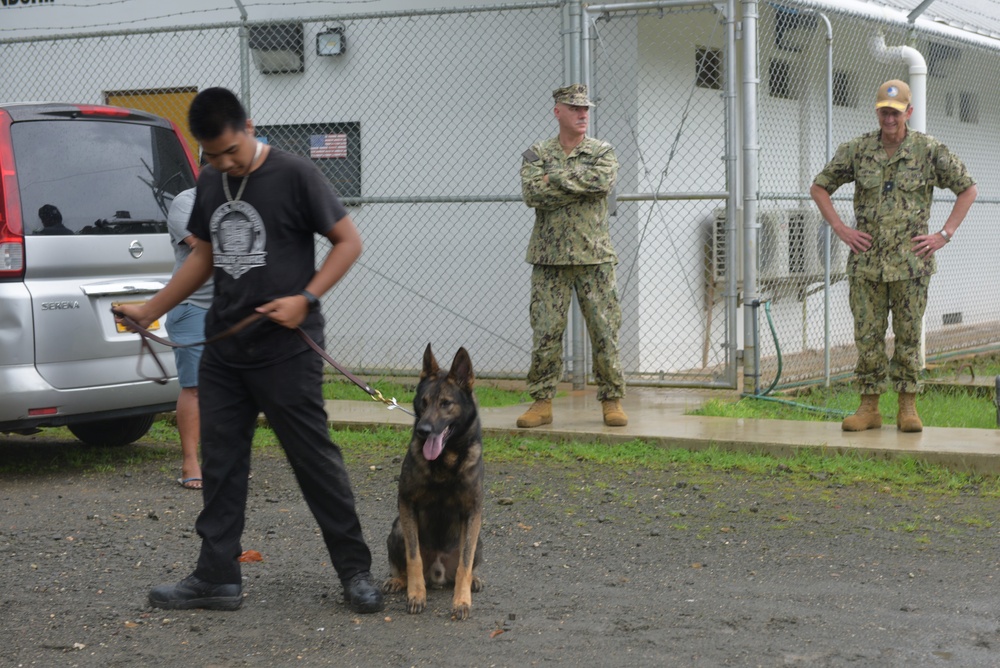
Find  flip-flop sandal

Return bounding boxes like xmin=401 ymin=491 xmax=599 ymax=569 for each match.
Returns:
xmin=177 ymin=477 xmax=203 ymax=490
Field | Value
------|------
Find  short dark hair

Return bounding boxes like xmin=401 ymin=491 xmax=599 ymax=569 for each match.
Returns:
xmin=188 ymin=87 xmax=248 ymax=141
xmin=38 ymin=204 xmax=62 ymax=226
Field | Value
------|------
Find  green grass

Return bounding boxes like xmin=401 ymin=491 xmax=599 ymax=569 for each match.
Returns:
xmin=700 ymin=351 xmax=1000 ymax=428
xmin=322 ymin=379 xmax=415 ymax=403
xmin=692 ymin=385 xmax=998 ymax=429
xmin=321 ymin=378 xmax=531 ymax=407
xmin=0 ymin=425 xmax=172 ymax=475
xmin=926 ymin=352 xmax=1000 ymax=379
xmin=4 ymin=420 xmax=1000 ymax=498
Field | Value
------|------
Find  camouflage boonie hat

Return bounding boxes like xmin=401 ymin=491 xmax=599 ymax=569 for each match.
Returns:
xmin=553 ymin=84 xmax=595 ymax=107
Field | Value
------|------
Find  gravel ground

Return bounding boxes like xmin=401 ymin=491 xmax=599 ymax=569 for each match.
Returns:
xmin=2 ymin=430 xmax=1000 ymax=668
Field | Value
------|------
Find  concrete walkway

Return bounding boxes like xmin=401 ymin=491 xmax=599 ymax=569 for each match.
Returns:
xmin=324 ymin=386 xmax=1000 ymax=473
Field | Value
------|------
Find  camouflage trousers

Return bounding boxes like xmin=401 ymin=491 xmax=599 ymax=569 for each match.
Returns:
xmin=526 ymin=263 xmax=625 ymax=401
xmin=848 ymin=274 xmax=930 ymax=395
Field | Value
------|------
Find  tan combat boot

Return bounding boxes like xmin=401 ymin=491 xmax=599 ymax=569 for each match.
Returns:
xmin=516 ymin=399 xmax=552 ymax=428
xmin=602 ymin=399 xmax=628 ymax=427
xmin=841 ymin=394 xmax=882 ymax=431
xmin=897 ymin=392 xmax=923 ymax=433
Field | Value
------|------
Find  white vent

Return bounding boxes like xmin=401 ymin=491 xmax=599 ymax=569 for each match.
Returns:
xmin=760 ymin=208 xmax=846 ymax=281
xmin=706 ymin=208 xmax=742 ymax=287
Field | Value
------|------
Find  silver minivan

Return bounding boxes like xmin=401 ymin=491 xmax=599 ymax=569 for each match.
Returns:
xmin=0 ymin=102 xmax=197 ymax=445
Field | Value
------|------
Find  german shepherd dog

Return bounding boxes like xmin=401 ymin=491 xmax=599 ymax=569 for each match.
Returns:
xmin=382 ymin=344 xmax=484 ymax=620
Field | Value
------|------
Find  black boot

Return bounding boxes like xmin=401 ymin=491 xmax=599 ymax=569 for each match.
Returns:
xmin=148 ymin=574 xmax=243 ymax=610
xmin=343 ymin=572 xmax=385 ymax=614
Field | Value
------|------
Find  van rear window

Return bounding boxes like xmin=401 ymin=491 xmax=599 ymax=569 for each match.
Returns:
xmin=12 ymin=119 xmax=195 ymax=236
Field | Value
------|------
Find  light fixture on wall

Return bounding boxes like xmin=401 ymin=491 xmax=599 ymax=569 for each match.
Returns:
xmin=249 ymin=23 xmax=304 ymax=74
xmin=316 ymin=25 xmax=345 ymax=56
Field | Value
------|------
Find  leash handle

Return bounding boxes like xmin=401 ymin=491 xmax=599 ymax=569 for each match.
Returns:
xmin=112 ymin=309 xmax=264 ymax=349
xmin=111 ymin=308 xmax=175 ymax=384
xmin=112 ymin=307 xmax=414 ymax=416
xmin=112 ymin=308 xmax=265 ymax=385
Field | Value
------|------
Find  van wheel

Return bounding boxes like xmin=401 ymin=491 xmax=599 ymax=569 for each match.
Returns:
xmin=69 ymin=414 xmax=156 ymax=447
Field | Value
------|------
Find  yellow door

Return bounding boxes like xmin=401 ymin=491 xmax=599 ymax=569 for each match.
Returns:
xmin=106 ymin=88 xmax=199 ymax=161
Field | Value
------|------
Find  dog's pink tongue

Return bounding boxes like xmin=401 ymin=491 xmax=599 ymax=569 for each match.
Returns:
xmin=423 ymin=427 xmax=450 ymax=461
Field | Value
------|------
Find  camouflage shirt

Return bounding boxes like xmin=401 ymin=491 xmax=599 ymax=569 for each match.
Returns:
xmin=813 ymin=129 xmax=975 ymax=282
xmin=521 ymin=136 xmax=618 ymax=265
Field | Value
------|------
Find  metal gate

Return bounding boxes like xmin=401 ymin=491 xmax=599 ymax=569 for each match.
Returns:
xmin=581 ymin=0 xmax=739 ymax=388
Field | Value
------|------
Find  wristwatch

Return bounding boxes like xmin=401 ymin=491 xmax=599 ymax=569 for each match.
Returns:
xmin=299 ymin=289 xmax=320 ymax=310
xmin=939 ymin=229 xmax=951 ymax=243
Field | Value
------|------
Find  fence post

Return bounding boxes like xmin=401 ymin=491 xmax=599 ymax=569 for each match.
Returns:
xmin=994 ymin=376 xmax=1000 ymax=427
xmin=724 ymin=0 xmax=740 ymax=389
xmin=742 ymin=0 xmax=761 ymax=394
xmin=565 ymin=0 xmax=587 ymax=390
xmin=233 ymin=0 xmax=252 ymax=115
xmin=815 ymin=11 xmax=833 ymax=388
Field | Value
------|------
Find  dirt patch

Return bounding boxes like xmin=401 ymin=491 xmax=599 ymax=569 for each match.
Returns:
xmin=2 ymin=432 xmax=999 ymax=667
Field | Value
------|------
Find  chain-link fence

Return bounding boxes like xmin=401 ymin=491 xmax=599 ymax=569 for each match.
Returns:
xmin=584 ymin=1 xmax=737 ymax=388
xmin=1 ymin=4 xmax=564 ymax=381
xmin=3 ymin=0 xmax=998 ymax=392
xmin=754 ymin=0 xmax=1000 ymax=391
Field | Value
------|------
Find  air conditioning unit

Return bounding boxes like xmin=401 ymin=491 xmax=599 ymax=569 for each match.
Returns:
xmin=759 ymin=209 xmax=790 ymax=281
xmin=789 ymin=208 xmax=848 ymax=277
xmin=705 ymin=207 xmax=742 ymax=287
xmin=760 ymin=208 xmax=847 ymax=281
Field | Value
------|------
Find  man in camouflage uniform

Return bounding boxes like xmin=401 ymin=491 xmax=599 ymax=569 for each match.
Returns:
xmin=516 ymin=83 xmax=627 ymax=428
xmin=811 ymin=79 xmax=977 ymax=433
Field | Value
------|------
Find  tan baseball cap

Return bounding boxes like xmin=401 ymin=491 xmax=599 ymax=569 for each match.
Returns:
xmin=875 ymin=79 xmax=911 ymax=112
xmin=553 ymin=84 xmax=595 ymax=108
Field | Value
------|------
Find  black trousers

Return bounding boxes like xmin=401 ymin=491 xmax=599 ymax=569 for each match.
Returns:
xmin=193 ymin=346 xmax=372 ymax=585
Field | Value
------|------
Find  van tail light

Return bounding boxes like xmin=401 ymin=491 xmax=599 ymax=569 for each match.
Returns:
xmin=0 ymin=109 xmax=25 ymax=279
xmin=0 ymin=235 xmax=24 ymax=277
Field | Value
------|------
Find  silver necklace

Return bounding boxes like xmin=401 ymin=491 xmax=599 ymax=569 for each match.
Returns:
xmin=223 ymin=140 xmax=264 ymax=202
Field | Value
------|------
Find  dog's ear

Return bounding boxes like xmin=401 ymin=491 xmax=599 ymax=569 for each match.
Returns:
xmin=447 ymin=347 xmax=475 ymax=391
xmin=421 ymin=343 xmax=439 ymax=379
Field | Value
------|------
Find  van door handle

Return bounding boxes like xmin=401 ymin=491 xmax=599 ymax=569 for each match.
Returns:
xmin=81 ymin=280 xmax=167 ymax=297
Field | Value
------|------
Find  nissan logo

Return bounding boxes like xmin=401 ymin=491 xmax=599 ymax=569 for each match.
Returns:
xmin=128 ymin=240 xmax=144 ymax=259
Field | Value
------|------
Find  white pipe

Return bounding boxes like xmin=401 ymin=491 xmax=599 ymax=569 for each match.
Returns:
xmin=870 ymin=31 xmax=927 ymax=132
xmin=870 ymin=31 xmax=929 ymax=368
xmin=816 ymin=11 xmax=832 ymax=387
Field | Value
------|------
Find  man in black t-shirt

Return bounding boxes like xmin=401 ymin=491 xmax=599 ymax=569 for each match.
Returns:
xmin=116 ymin=87 xmax=383 ymax=615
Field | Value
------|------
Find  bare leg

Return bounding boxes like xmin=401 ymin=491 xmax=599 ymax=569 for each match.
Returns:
xmin=177 ymin=387 xmax=202 ymax=488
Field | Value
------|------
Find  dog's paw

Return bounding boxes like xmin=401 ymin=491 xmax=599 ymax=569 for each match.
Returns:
xmin=406 ymin=596 xmax=427 ymax=615
xmin=451 ymin=602 xmax=472 ymax=621
xmin=471 ymin=575 xmax=484 ymax=593
xmin=381 ymin=577 xmax=405 ymax=594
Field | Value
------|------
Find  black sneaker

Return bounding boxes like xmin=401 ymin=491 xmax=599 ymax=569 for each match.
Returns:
xmin=343 ymin=572 xmax=385 ymax=614
xmin=148 ymin=574 xmax=243 ymax=611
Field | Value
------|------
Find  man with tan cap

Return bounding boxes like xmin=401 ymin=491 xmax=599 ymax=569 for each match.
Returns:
xmin=517 ymin=83 xmax=627 ymax=428
xmin=811 ymin=79 xmax=977 ymax=432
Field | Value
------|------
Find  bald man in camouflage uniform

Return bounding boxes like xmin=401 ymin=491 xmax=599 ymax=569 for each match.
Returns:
xmin=811 ymin=79 xmax=977 ymax=433
xmin=516 ymin=84 xmax=627 ymax=429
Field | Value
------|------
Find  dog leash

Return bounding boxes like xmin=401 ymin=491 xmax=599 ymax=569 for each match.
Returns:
xmin=111 ymin=308 xmax=415 ymax=417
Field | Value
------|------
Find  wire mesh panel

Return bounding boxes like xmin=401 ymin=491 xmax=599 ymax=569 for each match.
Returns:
xmin=8 ymin=1 xmax=992 ymax=392
xmin=585 ymin=2 xmax=735 ymax=387
xmin=242 ymin=7 xmax=566 ymax=377
xmin=755 ymin=1 xmax=1000 ymax=390
xmin=0 ymin=26 xmax=242 ymax=157
xmin=0 ymin=5 xmax=565 ymax=381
